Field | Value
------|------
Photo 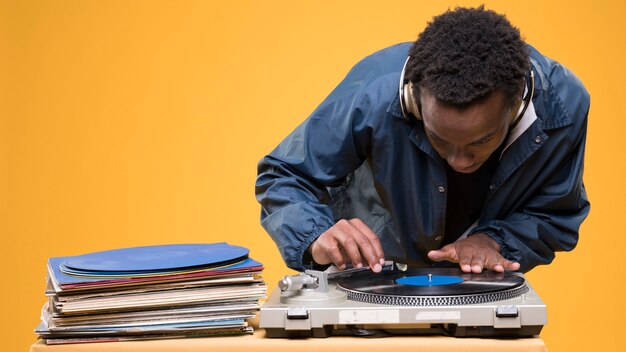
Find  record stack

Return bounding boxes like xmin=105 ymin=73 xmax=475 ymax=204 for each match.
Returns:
xmin=35 ymin=243 xmax=266 ymax=345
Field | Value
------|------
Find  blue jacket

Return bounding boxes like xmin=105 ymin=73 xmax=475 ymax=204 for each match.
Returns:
xmin=256 ymin=43 xmax=590 ymax=273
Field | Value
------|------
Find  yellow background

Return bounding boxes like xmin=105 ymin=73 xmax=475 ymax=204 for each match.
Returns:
xmin=2 ymin=0 xmax=624 ymax=351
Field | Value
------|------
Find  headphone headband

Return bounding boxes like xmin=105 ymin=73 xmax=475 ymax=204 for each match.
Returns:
xmin=509 ymin=70 xmax=534 ymax=130
xmin=398 ymin=56 xmax=534 ymax=125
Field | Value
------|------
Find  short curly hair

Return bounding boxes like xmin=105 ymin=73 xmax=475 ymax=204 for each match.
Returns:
xmin=406 ymin=6 xmax=529 ymax=108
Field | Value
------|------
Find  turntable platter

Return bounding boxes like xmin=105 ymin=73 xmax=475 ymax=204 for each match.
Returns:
xmin=336 ymin=268 xmax=528 ymax=306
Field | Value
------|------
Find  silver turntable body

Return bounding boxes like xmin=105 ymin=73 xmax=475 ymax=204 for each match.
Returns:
xmin=260 ymin=262 xmax=546 ymax=338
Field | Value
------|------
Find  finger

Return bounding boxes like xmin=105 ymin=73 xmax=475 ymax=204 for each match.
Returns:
xmin=427 ymin=245 xmax=457 ymax=262
xmin=345 ymin=221 xmax=380 ymax=272
xmin=458 ymin=251 xmax=473 ymax=273
xmin=500 ymin=258 xmax=521 ymax=271
xmin=484 ymin=257 xmax=505 ymax=273
xmin=311 ymin=228 xmax=353 ymax=269
xmin=484 ymin=255 xmax=520 ymax=272
xmin=310 ymin=237 xmax=331 ymax=265
xmin=348 ymin=219 xmax=385 ymax=271
xmin=327 ymin=242 xmax=349 ymax=270
xmin=348 ymin=218 xmax=385 ymax=262
xmin=333 ymin=220 xmax=366 ymax=269
xmin=469 ymin=254 xmax=486 ymax=273
xmin=313 ymin=234 xmax=348 ymax=269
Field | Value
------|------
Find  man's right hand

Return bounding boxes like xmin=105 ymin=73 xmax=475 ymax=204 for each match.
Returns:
xmin=309 ymin=218 xmax=385 ymax=272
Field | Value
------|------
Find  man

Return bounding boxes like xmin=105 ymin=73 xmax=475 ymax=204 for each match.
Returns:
xmin=255 ymin=7 xmax=589 ymax=274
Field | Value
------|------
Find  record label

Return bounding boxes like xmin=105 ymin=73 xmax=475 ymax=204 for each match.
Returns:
xmin=396 ymin=275 xmax=464 ymax=286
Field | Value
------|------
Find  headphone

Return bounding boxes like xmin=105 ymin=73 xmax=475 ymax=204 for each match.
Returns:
xmin=398 ymin=56 xmax=534 ymax=130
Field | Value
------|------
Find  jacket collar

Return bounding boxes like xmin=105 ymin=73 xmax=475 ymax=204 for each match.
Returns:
xmin=502 ymin=101 xmax=537 ymax=157
xmin=528 ymin=56 xmax=574 ymax=130
xmin=387 ymin=91 xmax=405 ymax=119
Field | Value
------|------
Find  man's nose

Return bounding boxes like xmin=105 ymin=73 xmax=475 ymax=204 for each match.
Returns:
xmin=447 ymin=149 xmax=474 ymax=173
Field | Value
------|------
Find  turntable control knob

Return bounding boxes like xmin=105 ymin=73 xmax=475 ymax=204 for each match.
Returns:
xmin=278 ymin=273 xmax=318 ymax=292
xmin=278 ymin=277 xmax=291 ymax=291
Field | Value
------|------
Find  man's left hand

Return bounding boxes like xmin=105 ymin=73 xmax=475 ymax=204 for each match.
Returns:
xmin=427 ymin=233 xmax=520 ymax=273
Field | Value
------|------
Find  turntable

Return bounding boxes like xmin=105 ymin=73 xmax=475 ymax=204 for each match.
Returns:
xmin=260 ymin=262 xmax=546 ymax=338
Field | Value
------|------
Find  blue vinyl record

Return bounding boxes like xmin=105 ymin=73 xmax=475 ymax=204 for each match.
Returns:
xmin=62 ymin=243 xmax=249 ymax=273
xmin=49 ymin=256 xmax=264 ymax=288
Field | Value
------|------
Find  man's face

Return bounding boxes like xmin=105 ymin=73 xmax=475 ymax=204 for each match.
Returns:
xmin=419 ymin=89 xmax=516 ymax=173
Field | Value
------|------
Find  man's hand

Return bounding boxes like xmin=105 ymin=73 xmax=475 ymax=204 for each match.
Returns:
xmin=309 ymin=218 xmax=385 ymax=272
xmin=427 ymin=233 xmax=520 ymax=273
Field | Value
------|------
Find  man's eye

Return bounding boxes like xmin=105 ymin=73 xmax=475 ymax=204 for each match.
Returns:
xmin=429 ymin=135 xmax=446 ymax=145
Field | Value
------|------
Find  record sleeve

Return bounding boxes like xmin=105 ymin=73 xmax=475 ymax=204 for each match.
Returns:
xmin=48 ymin=257 xmax=263 ymax=292
xmin=62 ymin=243 xmax=248 ymax=273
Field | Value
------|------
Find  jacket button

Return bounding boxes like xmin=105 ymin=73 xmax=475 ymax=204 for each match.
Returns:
xmin=489 ymin=184 xmax=495 ymax=190
xmin=534 ymin=135 xmax=542 ymax=143
xmin=435 ymin=235 xmax=443 ymax=241
xmin=437 ymin=186 xmax=445 ymax=193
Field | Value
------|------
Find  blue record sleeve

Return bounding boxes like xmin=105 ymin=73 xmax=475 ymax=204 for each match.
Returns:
xmin=62 ymin=243 xmax=249 ymax=273
xmin=48 ymin=256 xmax=263 ymax=287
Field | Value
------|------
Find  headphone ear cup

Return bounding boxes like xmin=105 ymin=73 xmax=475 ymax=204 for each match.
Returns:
xmin=403 ymin=82 xmax=422 ymax=120
xmin=412 ymin=99 xmax=422 ymax=121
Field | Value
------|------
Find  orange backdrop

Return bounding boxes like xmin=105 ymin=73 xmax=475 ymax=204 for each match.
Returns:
xmin=2 ymin=1 xmax=625 ymax=351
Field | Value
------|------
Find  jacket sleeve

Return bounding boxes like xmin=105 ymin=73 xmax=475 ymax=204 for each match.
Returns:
xmin=255 ymin=62 xmax=377 ymax=271
xmin=472 ymin=71 xmax=590 ymax=272
xmin=475 ymin=132 xmax=588 ymax=272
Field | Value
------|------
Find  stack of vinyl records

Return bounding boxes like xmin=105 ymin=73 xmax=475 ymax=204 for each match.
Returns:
xmin=35 ymin=243 xmax=266 ymax=345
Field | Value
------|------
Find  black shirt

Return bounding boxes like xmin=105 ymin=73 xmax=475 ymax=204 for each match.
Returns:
xmin=442 ymin=142 xmax=506 ymax=246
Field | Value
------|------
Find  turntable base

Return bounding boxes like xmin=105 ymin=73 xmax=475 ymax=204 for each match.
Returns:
xmin=260 ymin=264 xmax=547 ymax=338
